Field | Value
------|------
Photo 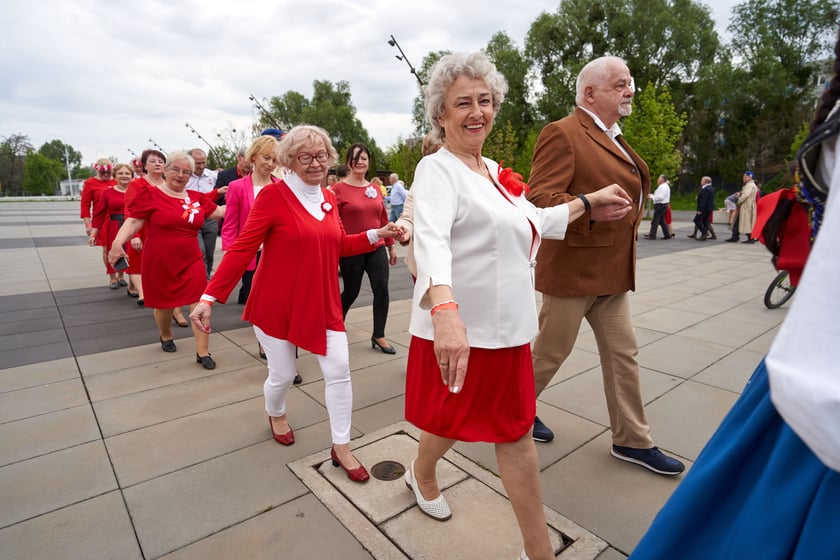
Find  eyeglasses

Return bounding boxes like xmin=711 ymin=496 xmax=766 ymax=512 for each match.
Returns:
xmin=167 ymin=168 xmax=193 ymax=177
xmin=297 ymin=151 xmax=329 ymax=165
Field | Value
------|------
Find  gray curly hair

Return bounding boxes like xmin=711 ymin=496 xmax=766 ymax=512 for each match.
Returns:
xmin=423 ymin=51 xmax=508 ymax=145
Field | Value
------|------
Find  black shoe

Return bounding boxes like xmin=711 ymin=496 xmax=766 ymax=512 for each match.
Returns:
xmin=742 ymin=238 xmax=757 ymax=244
xmin=137 ymin=299 xmax=144 ymax=307
xmin=371 ymin=336 xmax=396 ymax=354
xmin=698 ymin=234 xmax=707 ymax=241
xmin=611 ymin=444 xmax=685 ymax=476
xmin=160 ymin=337 xmax=176 ymax=352
xmin=127 ymin=288 xmax=139 ymax=298
xmin=293 ymin=373 xmax=303 ymax=385
xmin=196 ymin=353 xmax=216 ymax=370
xmin=642 ymin=234 xmax=655 ymax=239
xmin=662 ymin=235 xmax=672 ymax=239
xmin=532 ymin=416 xmax=555 ymax=442
xmin=686 ymin=234 xmax=696 ymax=238
xmin=725 ymin=237 xmax=739 ymax=243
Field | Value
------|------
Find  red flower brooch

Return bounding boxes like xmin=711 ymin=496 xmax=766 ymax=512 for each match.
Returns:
xmin=321 ymin=201 xmax=333 ymax=213
xmin=497 ymin=162 xmax=530 ymax=197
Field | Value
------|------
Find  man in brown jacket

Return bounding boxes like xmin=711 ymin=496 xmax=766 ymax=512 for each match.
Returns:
xmin=527 ymin=56 xmax=684 ymax=476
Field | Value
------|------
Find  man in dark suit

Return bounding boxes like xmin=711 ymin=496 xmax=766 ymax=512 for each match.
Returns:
xmin=692 ymin=176 xmax=716 ymax=240
xmin=527 ymin=56 xmax=684 ymax=476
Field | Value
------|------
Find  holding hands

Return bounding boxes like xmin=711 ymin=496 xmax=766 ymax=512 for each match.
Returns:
xmin=586 ymin=183 xmax=634 ymax=222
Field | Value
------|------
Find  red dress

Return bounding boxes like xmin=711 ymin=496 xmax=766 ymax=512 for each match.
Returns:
xmin=204 ymin=182 xmax=374 ymax=356
xmin=81 ymin=177 xmax=117 ymax=246
xmin=91 ymin=187 xmax=142 ymax=275
xmin=126 ymin=184 xmax=217 ymax=308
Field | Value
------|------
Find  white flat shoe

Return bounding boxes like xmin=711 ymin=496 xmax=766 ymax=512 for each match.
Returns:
xmin=404 ymin=460 xmax=451 ymax=521
xmin=519 ymin=552 xmax=529 ymax=560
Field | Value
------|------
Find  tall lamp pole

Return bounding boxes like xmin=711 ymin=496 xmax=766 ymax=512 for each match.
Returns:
xmin=148 ymin=138 xmax=167 ymax=155
xmin=249 ymin=94 xmax=283 ymax=130
xmin=387 ymin=35 xmax=423 ymax=87
xmin=184 ymin=122 xmax=224 ymax=168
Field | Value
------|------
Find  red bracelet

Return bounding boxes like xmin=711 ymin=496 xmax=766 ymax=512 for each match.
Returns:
xmin=431 ymin=301 xmax=458 ymax=316
xmin=199 ymin=299 xmax=214 ymax=306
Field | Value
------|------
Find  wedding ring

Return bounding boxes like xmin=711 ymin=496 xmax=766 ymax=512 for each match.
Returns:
xmin=439 ymin=362 xmax=449 ymax=366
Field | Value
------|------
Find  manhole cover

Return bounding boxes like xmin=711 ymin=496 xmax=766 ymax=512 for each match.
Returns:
xmin=370 ymin=460 xmax=406 ymax=481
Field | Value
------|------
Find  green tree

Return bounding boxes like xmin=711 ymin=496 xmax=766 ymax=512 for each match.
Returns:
xmin=384 ymin=137 xmax=423 ymax=186
xmin=485 ymin=32 xmax=536 ymax=149
xmin=0 ymin=133 xmax=34 ymax=195
xmin=622 ymin=84 xmax=687 ymax=184
xmin=687 ymin=0 xmax=839 ymax=188
xmin=411 ymin=51 xmax=449 ymax=135
xmin=22 ymin=151 xmax=63 ymax=195
xmin=37 ymin=139 xmax=83 ymax=179
xmin=525 ymin=0 xmax=719 ymax=120
xmin=258 ymin=80 xmax=382 ymax=168
xmin=484 ymin=121 xmax=519 ymax=170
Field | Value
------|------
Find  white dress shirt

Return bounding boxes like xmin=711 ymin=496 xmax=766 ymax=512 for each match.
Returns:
xmin=187 ymin=169 xmax=218 ymax=194
xmin=409 ymin=148 xmax=570 ymax=349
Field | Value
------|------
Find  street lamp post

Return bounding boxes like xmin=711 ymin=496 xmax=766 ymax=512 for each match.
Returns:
xmin=184 ymin=122 xmax=224 ymax=168
xmin=387 ymin=35 xmax=423 ymax=87
xmin=249 ymin=94 xmax=284 ymax=130
xmin=62 ymin=142 xmax=75 ymax=198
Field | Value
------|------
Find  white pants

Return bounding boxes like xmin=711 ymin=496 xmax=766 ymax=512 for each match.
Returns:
xmin=253 ymin=326 xmax=353 ymax=444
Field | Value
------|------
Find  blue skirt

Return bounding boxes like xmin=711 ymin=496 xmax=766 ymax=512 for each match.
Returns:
xmin=630 ymin=359 xmax=840 ymax=560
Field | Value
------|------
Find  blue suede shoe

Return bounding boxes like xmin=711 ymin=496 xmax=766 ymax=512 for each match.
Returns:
xmin=532 ymin=416 xmax=555 ymax=443
xmin=611 ymin=444 xmax=685 ymax=476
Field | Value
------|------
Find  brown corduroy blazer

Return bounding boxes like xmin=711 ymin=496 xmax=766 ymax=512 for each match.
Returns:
xmin=527 ymin=108 xmax=651 ymax=297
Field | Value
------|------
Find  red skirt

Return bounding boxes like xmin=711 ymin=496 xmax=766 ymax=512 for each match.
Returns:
xmin=405 ymin=336 xmax=536 ymax=443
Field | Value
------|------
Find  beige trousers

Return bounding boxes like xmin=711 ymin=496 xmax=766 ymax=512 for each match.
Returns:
xmin=532 ymin=292 xmax=653 ymax=448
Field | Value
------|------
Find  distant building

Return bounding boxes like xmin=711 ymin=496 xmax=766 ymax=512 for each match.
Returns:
xmin=60 ymin=178 xmax=84 ymax=198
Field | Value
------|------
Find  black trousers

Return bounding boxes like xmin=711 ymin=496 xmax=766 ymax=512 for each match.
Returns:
xmin=339 ymin=245 xmax=390 ymax=338
xmin=649 ymin=203 xmax=670 ymax=238
xmin=237 ymin=251 xmax=261 ymax=304
xmin=693 ymin=211 xmax=712 ymax=236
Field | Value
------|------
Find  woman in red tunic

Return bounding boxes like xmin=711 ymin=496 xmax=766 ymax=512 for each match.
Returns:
xmin=331 ymin=143 xmax=398 ymax=354
xmin=81 ymin=158 xmax=118 ymax=287
xmin=90 ymin=163 xmax=145 ymax=304
xmin=190 ymin=125 xmax=401 ymax=483
xmin=109 ymin=151 xmax=225 ymax=369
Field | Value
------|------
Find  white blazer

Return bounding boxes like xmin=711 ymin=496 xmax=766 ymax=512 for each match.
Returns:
xmin=409 ymin=148 xmax=570 ymax=348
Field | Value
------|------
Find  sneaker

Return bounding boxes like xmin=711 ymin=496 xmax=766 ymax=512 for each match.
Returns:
xmin=532 ymin=416 xmax=555 ymax=443
xmin=611 ymin=444 xmax=685 ymax=475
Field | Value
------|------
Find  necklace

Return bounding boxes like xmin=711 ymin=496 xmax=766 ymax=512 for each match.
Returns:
xmin=446 ymin=146 xmax=486 ymax=174
xmin=160 ymin=184 xmax=186 ymax=198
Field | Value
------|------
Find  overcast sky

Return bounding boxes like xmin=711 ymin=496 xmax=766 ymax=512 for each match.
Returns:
xmin=1 ymin=0 xmax=737 ymax=167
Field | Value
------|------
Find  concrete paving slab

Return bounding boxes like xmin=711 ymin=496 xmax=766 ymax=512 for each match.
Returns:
xmin=158 ymin=494 xmax=374 ymax=560
xmin=106 ymin=397 xmax=268 ymax=487
xmin=0 ymin=376 xmax=88 ymax=424
xmin=0 ymin=404 xmax=100 ymax=466
xmin=540 ymin=433 xmax=686 ymax=556
xmin=638 ymin=334 xmax=734 ymax=378
xmin=632 ymin=307 xmax=711 ymax=334
xmin=93 ymin=365 xmax=267 ymax=437
xmin=0 ymin=356 xmax=79 ymax=392
xmin=352 ymin=395 xmax=407 ymax=435
xmin=0 ymin=491 xmax=142 ymax=560
xmin=692 ymin=348 xmax=766 ymax=393
xmin=644 ymin=379 xmax=740 ymax=462
xmin=0 ymin=440 xmax=117 ymax=528
xmin=84 ymin=345 xmax=258 ymax=401
xmin=124 ymin=440 xmax=309 ymax=559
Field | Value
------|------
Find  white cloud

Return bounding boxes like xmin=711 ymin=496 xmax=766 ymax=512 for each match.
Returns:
xmin=1 ymin=0 xmax=736 ymax=167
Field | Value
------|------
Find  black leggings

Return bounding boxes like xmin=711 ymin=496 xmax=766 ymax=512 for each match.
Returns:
xmin=339 ymin=245 xmax=390 ymax=338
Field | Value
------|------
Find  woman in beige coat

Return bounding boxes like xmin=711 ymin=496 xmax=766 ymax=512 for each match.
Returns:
xmin=737 ymin=171 xmax=759 ymax=243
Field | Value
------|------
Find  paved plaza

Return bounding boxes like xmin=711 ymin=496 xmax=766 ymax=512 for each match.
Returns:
xmin=0 ymin=201 xmax=788 ymax=559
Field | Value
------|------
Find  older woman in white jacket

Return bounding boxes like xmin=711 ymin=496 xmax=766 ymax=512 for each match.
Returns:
xmin=402 ymin=51 xmax=631 ymax=560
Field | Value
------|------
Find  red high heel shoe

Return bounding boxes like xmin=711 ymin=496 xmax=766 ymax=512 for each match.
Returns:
xmin=330 ymin=446 xmax=370 ymax=483
xmin=268 ymin=417 xmax=294 ymax=445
